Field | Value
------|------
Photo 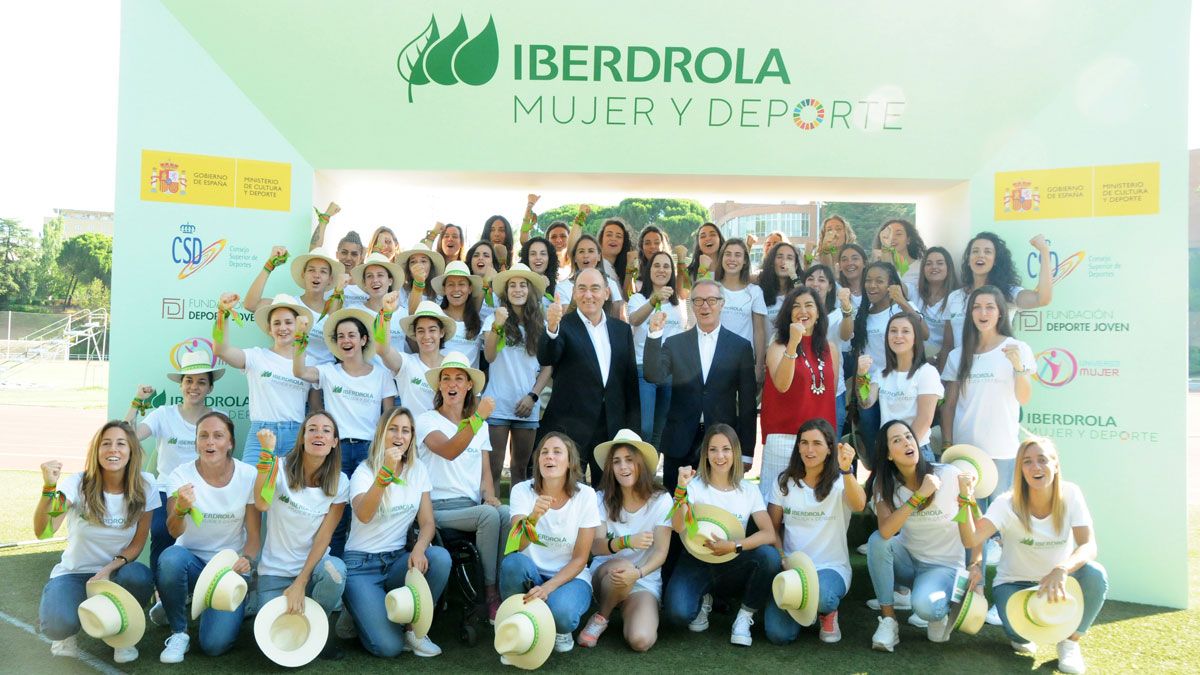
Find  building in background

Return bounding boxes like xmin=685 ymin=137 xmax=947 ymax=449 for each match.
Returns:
xmin=708 ymin=200 xmax=819 ymax=268
xmin=45 ymin=208 xmax=114 ymax=238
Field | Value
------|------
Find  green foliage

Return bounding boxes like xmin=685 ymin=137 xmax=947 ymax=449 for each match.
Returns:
xmin=820 ymin=202 xmax=917 ymax=246
xmin=36 ymin=217 xmax=68 ymax=302
xmin=0 ymin=218 xmax=39 ymax=306
xmin=57 ymin=232 xmax=112 ymax=306
xmin=534 ymin=198 xmax=711 ymax=250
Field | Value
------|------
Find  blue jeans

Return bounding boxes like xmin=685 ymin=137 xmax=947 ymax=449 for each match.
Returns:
xmin=992 ymin=561 xmax=1108 ymax=643
xmin=764 ymin=568 xmax=847 ymax=644
xmin=499 ymin=553 xmax=592 ymax=633
xmin=257 ymin=555 xmax=347 ymax=615
xmin=866 ymin=531 xmax=959 ymax=621
xmin=664 ymin=546 xmax=782 ymax=627
xmin=343 ymin=547 xmax=452 ymax=657
xmin=857 ymin=403 xmax=881 ymax=461
xmin=919 ymin=443 xmax=935 ymax=463
xmin=241 ymin=420 xmax=302 ymax=462
xmin=979 ymin=457 xmax=1016 ymax=568
xmin=835 ymin=391 xmax=846 ymax=440
xmin=149 ymin=490 xmax=175 ymax=581
xmin=637 ymin=365 xmax=671 ymax=449
xmin=39 ymin=563 xmax=154 ymax=640
xmin=330 ymin=438 xmax=371 ymax=559
xmin=157 ymin=545 xmax=247 ymax=655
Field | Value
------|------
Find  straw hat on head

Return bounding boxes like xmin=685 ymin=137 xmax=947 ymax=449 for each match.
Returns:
xmin=949 ymin=589 xmax=989 ymax=636
xmin=168 ymin=349 xmax=225 ymax=383
xmin=594 ymin=428 xmax=659 ymax=476
xmin=773 ymin=552 xmax=821 ymax=627
xmin=254 ymin=595 xmax=329 ymax=668
xmin=493 ymin=595 xmax=555 ymax=670
xmin=253 ymin=294 xmax=313 ymax=337
xmin=425 ymin=351 xmax=486 ymax=396
xmin=399 ymin=301 xmax=457 ymax=341
xmin=491 ymin=263 xmax=548 ymax=298
xmin=323 ymin=306 xmax=379 ymax=363
xmin=682 ymin=504 xmax=745 ymax=564
xmin=432 ymin=260 xmax=484 ymax=298
xmin=385 ymin=569 xmax=435 ymax=638
xmin=78 ymin=579 xmax=146 ymax=649
xmin=395 ymin=243 xmax=446 ymax=281
xmin=290 ymin=247 xmax=345 ymax=290
xmin=351 ymin=252 xmax=405 ymax=291
xmin=1005 ymin=577 xmax=1085 ymax=645
xmin=942 ymin=444 xmax=999 ymax=499
xmin=191 ymin=549 xmax=249 ymax=620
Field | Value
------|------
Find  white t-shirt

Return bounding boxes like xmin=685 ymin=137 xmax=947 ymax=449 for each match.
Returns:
xmin=164 ymin=461 xmax=257 ymax=563
xmin=306 ymin=310 xmax=336 ymax=365
xmin=628 ymin=293 xmax=686 ymax=365
xmin=315 ymin=363 xmax=397 ymax=441
xmin=912 ymin=294 xmax=953 ymax=357
xmin=590 ymin=491 xmax=672 ymax=597
xmin=872 ymin=363 xmax=944 ymax=446
xmin=509 ymin=480 xmax=601 ymax=585
xmin=718 ymin=283 xmax=767 ymax=349
xmin=341 ymin=284 xmax=369 ymax=309
xmin=944 ymin=285 xmax=1025 ymax=349
xmin=242 ymin=347 xmax=312 ymax=423
xmin=985 ymin=482 xmax=1093 ymax=586
xmin=942 ymin=337 xmax=1035 ymax=460
xmin=482 ymin=315 xmax=544 ymax=420
xmin=881 ymin=463 xmax=966 ymax=570
xmin=50 ymin=472 xmax=161 ymax=578
xmin=443 ymin=319 xmax=483 ymax=368
xmin=859 ymin=303 xmax=904 ymax=368
xmin=686 ymin=479 xmax=766 ymax=529
xmin=393 ymin=352 xmax=438 ymax=422
xmin=143 ymin=405 xmax=202 ymax=493
xmin=345 ymin=459 xmax=432 ymax=555
xmin=363 ymin=306 xmax=411 ymax=356
xmin=416 ymin=410 xmax=491 ymax=502
xmin=826 ymin=311 xmax=847 ymax=396
xmin=258 ymin=466 xmax=350 ymax=577
xmin=769 ymin=477 xmax=853 ymax=588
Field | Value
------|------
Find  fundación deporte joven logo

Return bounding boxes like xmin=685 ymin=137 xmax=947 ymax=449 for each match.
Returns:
xmin=397 ymin=14 xmax=499 ymax=102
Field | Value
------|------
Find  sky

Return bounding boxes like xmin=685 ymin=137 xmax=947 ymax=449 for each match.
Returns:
xmin=1 ymin=2 xmax=1196 ymax=237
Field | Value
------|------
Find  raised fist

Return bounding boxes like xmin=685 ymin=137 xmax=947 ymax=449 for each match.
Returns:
xmin=218 ymin=293 xmax=240 ymax=312
xmin=676 ymin=466 xmax=696 ymax=488
xmin=649 ymin=311 xmax=667 ymax=333
xmin=887 ymin=285 xmax=906 ymax=304
xmin=257 ymin=428 xmax=277 ymax=452
xmin=837 ymin=287 xmax=853 ymax=310
xmin=381 ymin=291 xmax=400 ymax=314
xmin=493 ymin=307 xmax=509 ymax=326
xmin=40 ymin=460 xmax=63 ymax=486
xmin=295 ymin=315 xmax=311 ymax=336
xmin=546 ymin=293 xmax=564 ymax=332
xmin=918 ymin=473 xmax=942 ymax=499
xmin=476 ymin=396 xmax=496 ymax=420
xmin=857 ymin=354 xmax=873 ymax=376
xmin=135 ymin=384 xmax=155 ymax=401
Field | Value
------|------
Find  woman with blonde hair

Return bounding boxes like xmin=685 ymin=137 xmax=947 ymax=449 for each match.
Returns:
xmin=368 ymin=226 xmax=401 ymax=262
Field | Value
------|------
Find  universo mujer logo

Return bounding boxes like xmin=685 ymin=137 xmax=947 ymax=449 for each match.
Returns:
xmin=397 ymin=15 xmax=905 ymax=132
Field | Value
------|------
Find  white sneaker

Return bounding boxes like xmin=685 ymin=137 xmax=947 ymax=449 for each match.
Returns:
xmin=159 ymin=632 xmax=190 ymax=664
xmin=856 ymin=543 xmax=869 ymax=555
xmin=50 ymin=636 xmax=78 ymax=658
xmin=730 ymin=608 xmax=755 ymax=647
xmin=554 ymin=632 xmax=574 ymax=653
xmin=114 ymin=646 xmax=139 ymax=663
xmin=984 ymin=540 xmax=1002 ymax=567
xmin=866 ymin=588 xmax=913 ymax=611
xmin=335 ymin=610 xmax=358 ymax=639
xmin=907 ymin=613 xmax=929 ymax=629
xmin=688 ymin=593 xmax=713 ymax=632
xmin=405 ymin=631 xmax=442 ymax=657
xmin=148 ymin=600 xmax=168 ymax=627
xmin=926 ymin=615 xmax=951 ymax=643
xmin=1011 ymin=640 xmax=1038 ymax=654
xmin=985 ymin=605 xmax=1002 ymax=626
xmin=871 ymin=616 xmax=900 ymax=652
xmin=1057 ymin=639 xmax=1086 ymax=674
xmin=818 ymin=611 xmax=841 ymax=643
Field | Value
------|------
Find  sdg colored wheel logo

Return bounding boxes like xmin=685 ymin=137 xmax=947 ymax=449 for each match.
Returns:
xmin=792 ymin=99 xmax=826 ymax=130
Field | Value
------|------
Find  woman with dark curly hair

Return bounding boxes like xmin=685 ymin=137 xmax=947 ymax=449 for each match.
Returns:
xmin=871 ymin=219 xmax=927 ymax=291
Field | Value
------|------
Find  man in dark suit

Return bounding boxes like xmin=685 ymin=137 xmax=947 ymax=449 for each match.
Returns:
xmin=644 ymin=279 xmax=757 ymax=490
xmin=538 ymin=268 xmax=640 ymax=485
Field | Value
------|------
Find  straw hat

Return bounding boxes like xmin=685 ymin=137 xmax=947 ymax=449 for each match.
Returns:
xmin=773 ymin=552 xmax=820 ymax=627
xmin=432 ymin=260 xmax=483 ymax=298
xmin=682 ymin=504 xmax=745 ymax=564
xmin=395 ymin=243 xmax=446 ymax=281
xmin=942 ymin=444 xmax=999 ymax=499
xmin=594 ymin=428 xmax=660 ymax=476
xmin=949 ymin=589 xmax=989 ymax=636
xmin=168 ymin=349 xmax=225 ymax=383
xmin=323 ymin=306 xmax=379 ymax=363
xmin=78 ymin=580 xmax=146 ymax=649
xmin=254 ymin=595 xmax=329 ymax=668
xmin=350 ymin=252 xmax=405 ymax=291
xmin=491 ymin=263 xmax=548 ymax=298
xmin=399 ymin=300 xmax=457 ymax=340
xmin=1005 ymin=577 xmax=1084 ymax=645
xmin=425 ymin=351 xmax=486 ymax=396
xmin=191 ymin=549 xmax=249 ymax=620
xmin=253 ymin=294 xmax=313 ymax=336
xmin=290 ymin=247 xmax=345 ymax=290
xmin=493 ymin=595 xmax=555 ymax=671
xmin=385 ymin=569 xmax=435 ymax=638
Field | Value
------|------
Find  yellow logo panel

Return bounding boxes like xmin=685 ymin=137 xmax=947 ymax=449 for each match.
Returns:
xmin=141 ymin=150 xmax=290 ymax=211
xmin=994 ymin=162 xmax=1158 ymax=221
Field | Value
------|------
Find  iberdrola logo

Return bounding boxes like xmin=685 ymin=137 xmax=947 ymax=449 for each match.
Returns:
xmin=398 ymin=15 xmax=499 ymax=102
xmin=261 ymin=371 xmax=273 ymax=378
xmin=1019 ymin=537 xmax=1035 ymax=546
xmin=332 ymin=386 xmax=344 ymax=394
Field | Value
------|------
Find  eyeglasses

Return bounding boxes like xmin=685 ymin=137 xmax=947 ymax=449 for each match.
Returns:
xmin=691 ymin=297 xmax=723 ymax=307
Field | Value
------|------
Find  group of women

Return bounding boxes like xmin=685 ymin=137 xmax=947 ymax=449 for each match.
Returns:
xmin=35 ymin=202 xmax=1106 ymax=673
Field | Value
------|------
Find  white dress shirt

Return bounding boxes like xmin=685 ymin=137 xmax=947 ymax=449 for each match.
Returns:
xmin=548 ymin=312 xmax=611 ymax=386
xmin=697 ymin=325 xmax=719 ymax=383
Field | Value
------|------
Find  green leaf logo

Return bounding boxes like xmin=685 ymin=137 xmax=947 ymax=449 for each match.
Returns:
xmin=261 ymin=371 xmax=273 ymax=378
xmin=149 ymin=389 xmax=166 ymax=409
xmin=398 ymin=15 xmax=498 ymax=102
xmin=167 ymin=437 xmax=178 ymax=445
xmin=1020 ymin=537 xmax=1035 ymax=546
xmin=333 ymin=385 xmax=344 ymax=394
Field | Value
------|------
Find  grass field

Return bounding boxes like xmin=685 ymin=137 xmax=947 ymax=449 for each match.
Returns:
xmin=1 ymin=469 xmax=1196 ymax=674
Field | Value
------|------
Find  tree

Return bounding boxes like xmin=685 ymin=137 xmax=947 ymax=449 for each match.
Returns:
xmin=36 ymin=216 xmax=67 ymax=303
xmin=57 ymin=232 xmax=112 ymax=306
xmin=534 ymin=197 xmax=711 ymax=250
xmin=0 ymin=218 xmax=39 ymax=306
xmin=820 ymin=202 xmax=917 ymax=247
